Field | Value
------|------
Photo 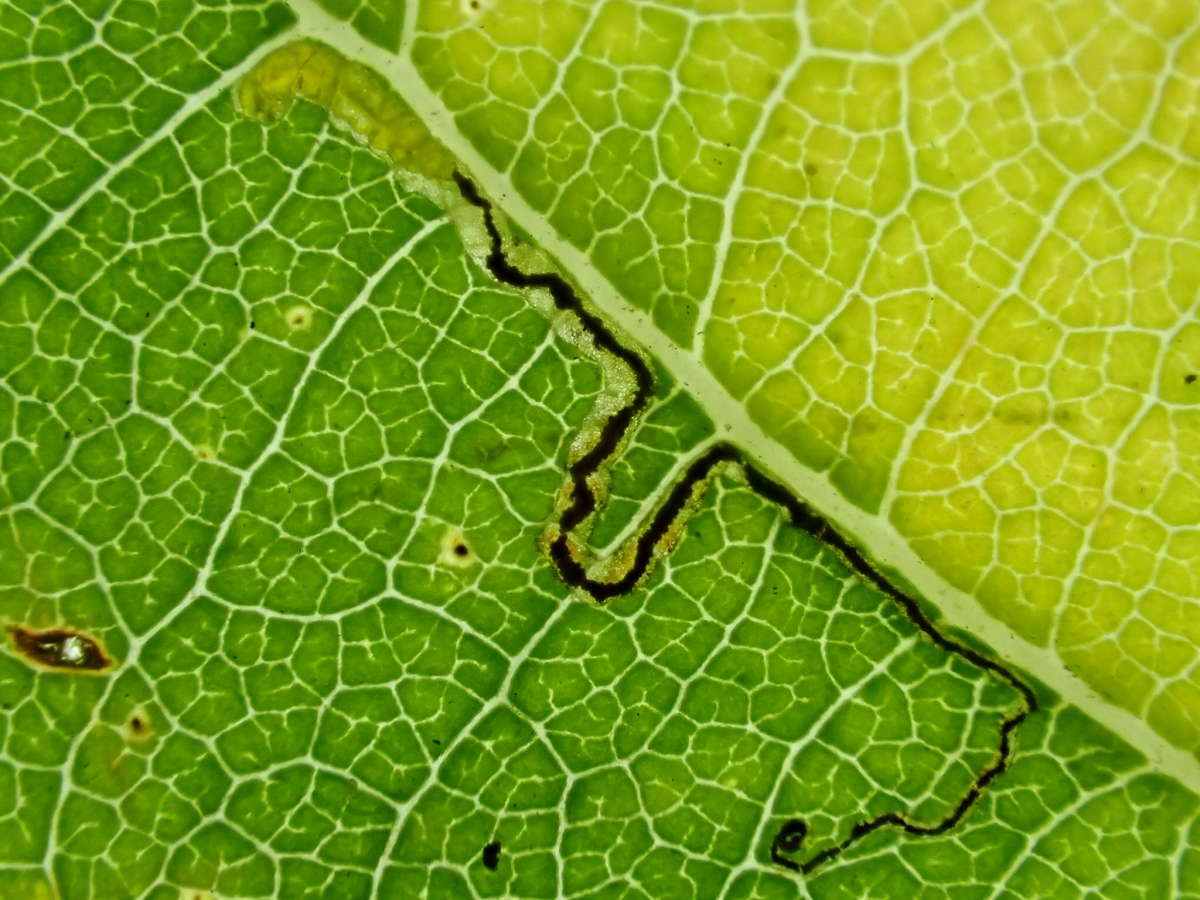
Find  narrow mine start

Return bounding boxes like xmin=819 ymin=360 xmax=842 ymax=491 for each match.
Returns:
xmin=452 ymin=171 xmax=1038 ymax=875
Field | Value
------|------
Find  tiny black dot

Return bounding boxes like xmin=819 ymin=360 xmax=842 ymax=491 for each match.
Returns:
xmin=481 ymin=840 xmax=501 ymax=870
xmin=453 ymin=543 xmax=469 ymax=557
xmin=1186 ymin=373 xmax=1197 ymax=385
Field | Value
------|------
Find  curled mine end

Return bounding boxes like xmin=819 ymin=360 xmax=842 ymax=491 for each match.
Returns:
xmin=770 ymin=819 xmax=809 ymax=871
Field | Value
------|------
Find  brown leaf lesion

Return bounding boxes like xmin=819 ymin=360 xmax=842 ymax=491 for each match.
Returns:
xmin=6 ymin=625 xmax=112 ymax=672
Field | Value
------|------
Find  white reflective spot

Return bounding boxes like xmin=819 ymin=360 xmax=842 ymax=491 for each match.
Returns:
xmin=60 ymin=635 xmax=84 ymax=664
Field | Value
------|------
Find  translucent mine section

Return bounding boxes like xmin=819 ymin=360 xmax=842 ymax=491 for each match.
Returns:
xmin=412 ymin=0 xmax=1200 ymax=754
xmin=239 ymin=39 xmax=456 ymax=179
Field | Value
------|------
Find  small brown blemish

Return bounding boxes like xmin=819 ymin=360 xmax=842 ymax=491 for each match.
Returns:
xmin=285 ymin=304 xmax=313 ymax=331
xmin=441 ymin=530 xmax=476 ymax=567
xmin=7 ymin=626 xmax=112 ymax=672
xmin=195 ymin=443 xmax=215 ymax=461
xmin=123 ymin=706 xmax=154 ymax=742
xmin=804 ymin=162 xmax=818 ymax=176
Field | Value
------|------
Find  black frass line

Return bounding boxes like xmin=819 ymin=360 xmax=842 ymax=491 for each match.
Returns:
xmin=452 ymin=171 xmax=1037 ymax=874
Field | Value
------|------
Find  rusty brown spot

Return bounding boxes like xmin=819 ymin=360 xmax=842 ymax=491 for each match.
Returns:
xmin=122 ymin=706 xmax=155 ymax=743
xmin=6 ymin=626 xmax=112 ymax=672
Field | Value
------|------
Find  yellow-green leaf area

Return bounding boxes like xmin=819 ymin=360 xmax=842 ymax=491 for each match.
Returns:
xmin=412 ymin=0 xmax=1200 ymax=757
xmin=414 ymin=0 xmax=799 ymax=345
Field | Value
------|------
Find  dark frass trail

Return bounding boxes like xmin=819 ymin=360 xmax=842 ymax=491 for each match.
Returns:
xmin=452 ymin=171 xmax=1038 ymax=875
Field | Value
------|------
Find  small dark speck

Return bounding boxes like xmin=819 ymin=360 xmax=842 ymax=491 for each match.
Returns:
xmin=453 ymin=543 xmax=470 ymax=557
xmin=482 ymin=840 xmax=501 ymax=871
xmin=1186 ymin=373 xmax=1197 ymax=385
xmin=250 ymin=320 xmax=256 ymax=329
xmin=774 ymin=818 xmax=808 ymax=854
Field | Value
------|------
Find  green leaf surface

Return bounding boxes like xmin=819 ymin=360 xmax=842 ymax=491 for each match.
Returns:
xmin=407 ymin=0 xmax=1200 ymax=760
xmin=1 ymin=2 xmax=1198 ymax=898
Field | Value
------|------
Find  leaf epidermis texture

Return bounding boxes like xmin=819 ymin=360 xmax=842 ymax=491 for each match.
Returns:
xmin=0 ymin=3 xmax=1199 ymax=899
xmin=408 ymin=0 xmax=1200 ymax=757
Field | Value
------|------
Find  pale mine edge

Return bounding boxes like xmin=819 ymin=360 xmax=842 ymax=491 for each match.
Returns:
xmin=284 ymin=0 xmax=1200 ymax=790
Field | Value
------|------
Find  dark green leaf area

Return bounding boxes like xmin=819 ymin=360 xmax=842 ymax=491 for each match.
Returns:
xmin=0 ymin=0 xmax=294 ymax=270
xmin=507 ymin=478 xmax=1012 ymax=874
